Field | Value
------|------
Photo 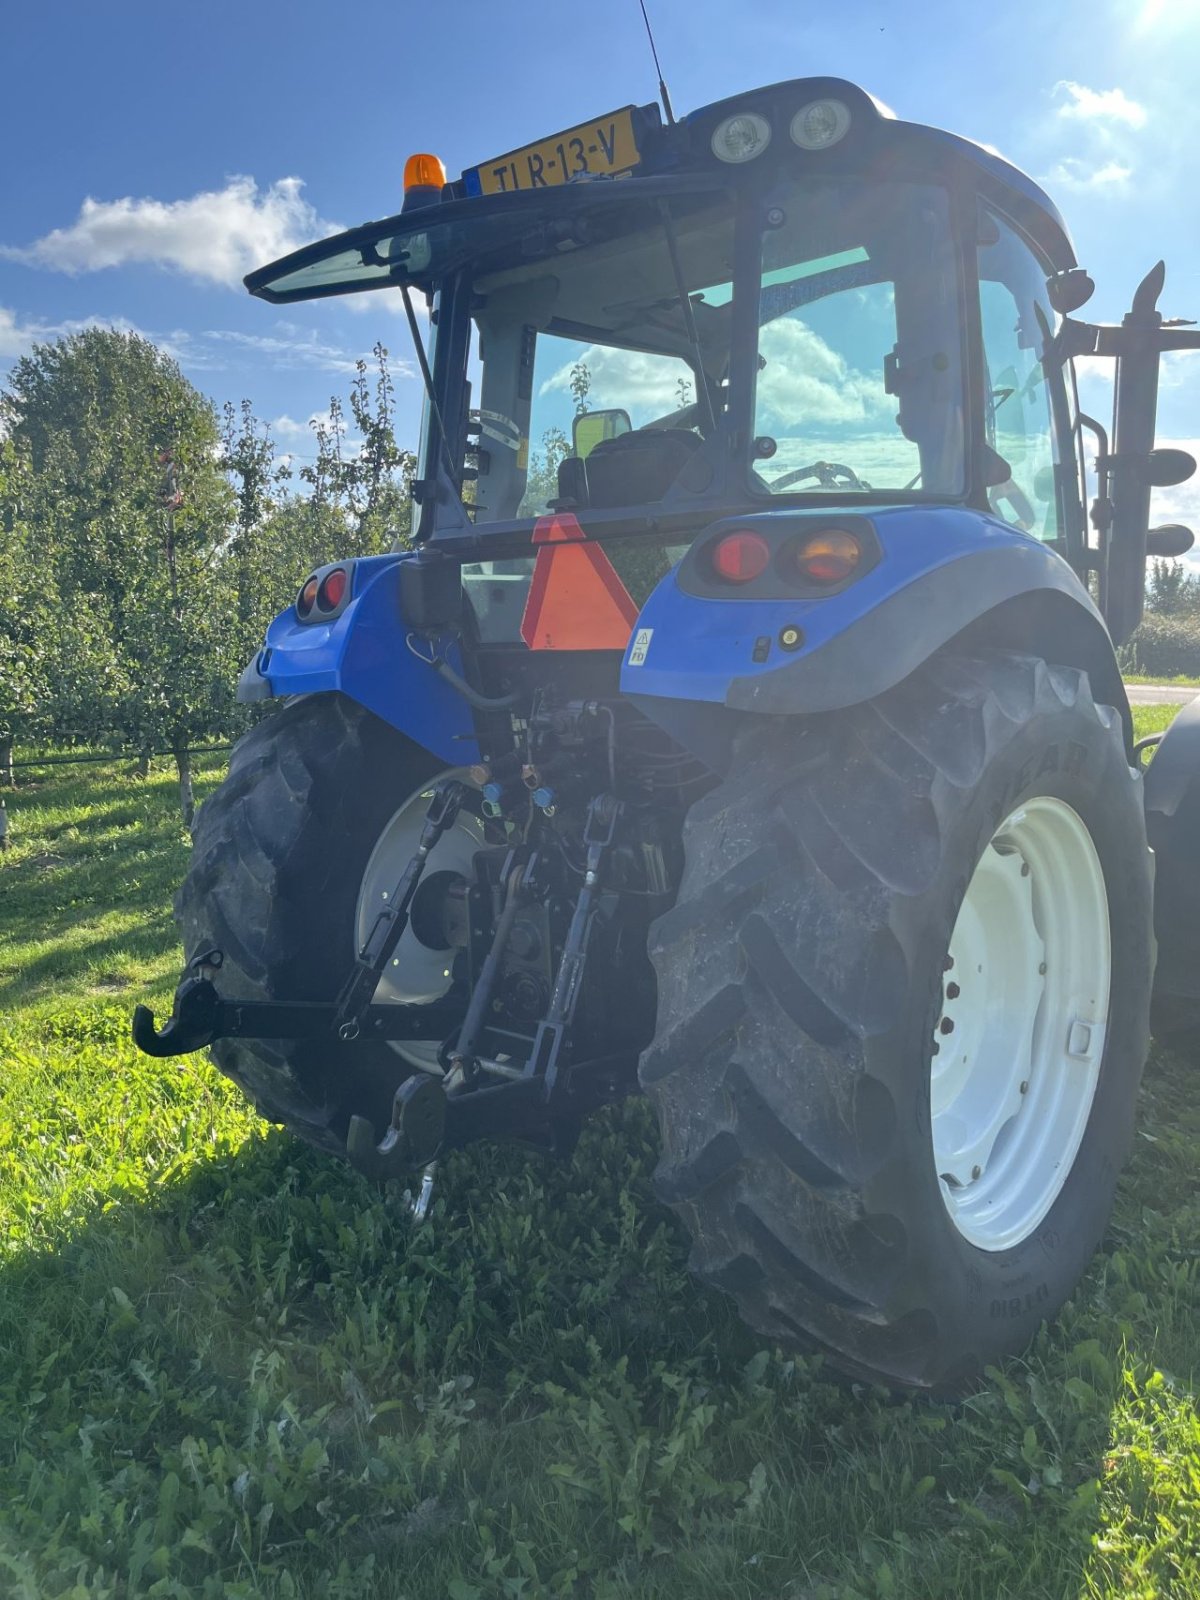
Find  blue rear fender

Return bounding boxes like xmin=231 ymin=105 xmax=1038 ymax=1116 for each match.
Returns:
xmin=239 ymin=552 xmax=478 ymax=766
xmin=621 ymin=506 xmax=1122 ymax=717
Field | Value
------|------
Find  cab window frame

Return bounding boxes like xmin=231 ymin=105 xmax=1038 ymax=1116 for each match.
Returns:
xmin=972 ymin=200 xmax=1087 ymax=562
xmin=740 ymin=174 xmax=971 ymax=509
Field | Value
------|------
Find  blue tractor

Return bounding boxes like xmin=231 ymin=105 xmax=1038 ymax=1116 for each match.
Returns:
xmin=136 ymin=79 xmax=1200 ymax=1392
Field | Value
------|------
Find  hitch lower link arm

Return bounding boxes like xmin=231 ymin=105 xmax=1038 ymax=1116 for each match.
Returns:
xmin=347 ymin=794 xmax=624 ymax=1189
xmin=333 ymin=779 xmax=465 ymax=1038
xmin=131 ymin=780 xmax=468 ymax=1058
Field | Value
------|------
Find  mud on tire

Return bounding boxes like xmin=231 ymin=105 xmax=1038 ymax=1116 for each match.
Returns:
xmin=176 ymin=694 xmax=440 ymax=1155
xmin=641 ymin=652 xmax=1153 ymax=1392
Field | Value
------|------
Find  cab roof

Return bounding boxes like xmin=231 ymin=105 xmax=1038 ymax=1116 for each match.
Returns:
xmin=246 ymin=74 xmax=1077 ymax=306
xmin=671 ymin=76 xmax=1075 ymax=270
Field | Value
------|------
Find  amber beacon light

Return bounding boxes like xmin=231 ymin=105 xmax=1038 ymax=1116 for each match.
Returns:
xmin=404 ymin=153 xmax=448 ymax=192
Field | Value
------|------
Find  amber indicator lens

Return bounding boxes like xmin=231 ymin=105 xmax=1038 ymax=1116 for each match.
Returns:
xmin=793 ymin=530 xmax=862 ymax=585
xmin=317 ymin=568 xmax=348 ymax=610
xmin=711 ymin=530 xmax=772 ymax=583
xmin=297 ymin=575 xmax=319 ymax=616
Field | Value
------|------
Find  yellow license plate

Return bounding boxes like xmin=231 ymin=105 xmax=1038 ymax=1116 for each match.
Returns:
xmin=468 ymin=107 xmax=640 ymax=197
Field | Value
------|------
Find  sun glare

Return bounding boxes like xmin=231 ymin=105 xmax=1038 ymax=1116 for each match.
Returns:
xmin=1136 ymin=0 xmax=1196 ymax=29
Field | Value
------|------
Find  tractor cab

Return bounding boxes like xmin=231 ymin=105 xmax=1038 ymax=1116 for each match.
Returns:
xmin=246 ymin=76 xmax=1196 ymax=658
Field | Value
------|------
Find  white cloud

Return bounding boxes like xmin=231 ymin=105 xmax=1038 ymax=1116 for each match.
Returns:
xmin=268 ymin=411 xmax=366 ymax=462
xmin=0 ymin=305 xmax=56 ymax=360
xmin=763 ymin=432 xmax=920 ymax=489
xmin=539 ymin=322 xmax=895 ymax=441
xmin=755 ymin=318 xmax=894 ymax=428
xmin=1072 ymin=353 xmax=1112 ymax=388
xmin=1161 ymin=350 xmax=1200 ymax=390
xmin=270 ymin=412 xmax=320 ymax=440
xmin=1043 ymin=158 xmax=1133 ymax=192
xmin=340 ymin=286 xmax=422 ymax=319
xmin=0 ymin=305 xmax=212 ymax=368
xmin=540 ymin=344 xmax=694 ymax=423
xmin=0 ymin=177 xmax=336 ymax=290
xmin=270 ymin=408 xmax=351 ymax=438
xmin=0 ymin=302 xmax=416 ymax=388
xmin=1054 ymin=82 xmax=1148 ymax=129
xmin=205 ymin=327 xmax=365 ymax=375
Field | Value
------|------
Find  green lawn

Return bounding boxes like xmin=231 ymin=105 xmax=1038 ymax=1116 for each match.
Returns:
xmin=1 ymin=714 xmax=1199 ymax=1599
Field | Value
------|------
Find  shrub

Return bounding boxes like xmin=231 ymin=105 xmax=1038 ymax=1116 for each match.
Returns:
xmin=1119 ymin=611 xmax=1200 ymax=677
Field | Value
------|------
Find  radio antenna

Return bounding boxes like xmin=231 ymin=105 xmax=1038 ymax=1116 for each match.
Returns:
xmin=637 ymin=0 xmax=676 ymax=125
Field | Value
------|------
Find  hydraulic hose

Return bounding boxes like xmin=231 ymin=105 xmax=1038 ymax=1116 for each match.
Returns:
xmin=432 ymin=656 xmax=521 ymax=710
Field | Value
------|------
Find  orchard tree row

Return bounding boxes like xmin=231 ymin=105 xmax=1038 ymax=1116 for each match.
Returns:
xmin=0 ymin=328 xmax=414 ymax=821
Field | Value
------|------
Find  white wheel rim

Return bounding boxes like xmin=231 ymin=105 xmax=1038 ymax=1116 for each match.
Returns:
xmin=932 ymin=797 xmax=1111 ymax=1252
xmin=355 ymin=771 xmax=483 ymax=1073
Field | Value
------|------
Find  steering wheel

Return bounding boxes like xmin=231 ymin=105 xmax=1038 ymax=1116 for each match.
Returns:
xmin=768 ymin=459 xmax=868 ymax=492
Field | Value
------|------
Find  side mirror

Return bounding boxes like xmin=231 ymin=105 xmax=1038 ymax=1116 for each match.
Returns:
xmin=1046 ymin=268 xmax=1095 ymax=315
xmin=573 ymin=408 xmax=631 ymax=460
xmin=1143 ymin=448 xmax=1197 ymax=487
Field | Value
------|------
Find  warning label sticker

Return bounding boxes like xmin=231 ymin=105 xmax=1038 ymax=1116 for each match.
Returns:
xmin=628 ymin=628 xmax=653 ymax=667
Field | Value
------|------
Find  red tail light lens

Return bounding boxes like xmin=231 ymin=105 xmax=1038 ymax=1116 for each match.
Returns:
xmin=792 ymin=530 xmax=862 ymax=585
xmin=297 ymin=575 xmax=319 ymax=617
xmin=711 ymin=530 xmax=771 ymax=583
xmin=317 ymin=567 xmax=348 ymax=610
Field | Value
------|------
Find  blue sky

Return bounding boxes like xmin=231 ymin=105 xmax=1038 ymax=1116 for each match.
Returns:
xmin=2 ymin=0 xmax=1198 ymax=511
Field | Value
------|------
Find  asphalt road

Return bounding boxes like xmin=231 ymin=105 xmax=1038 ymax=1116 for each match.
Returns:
xmin=1124 ymin=682 xmax=1200 ymax=704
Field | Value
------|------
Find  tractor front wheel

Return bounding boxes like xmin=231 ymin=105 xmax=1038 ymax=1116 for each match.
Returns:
xmin=642 ymin=652 xmax=1153 ymax=1392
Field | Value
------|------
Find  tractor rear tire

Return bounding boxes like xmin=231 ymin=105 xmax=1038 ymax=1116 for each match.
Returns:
xmin=175 ymin=694 xmax=441 ymax=1155
xmin=642 ymin=652 xmax=1153 ymax=1392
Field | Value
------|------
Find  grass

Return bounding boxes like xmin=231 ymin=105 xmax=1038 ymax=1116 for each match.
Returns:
xmin=1123 ymin=674 xmax=1200 ymax=687
xmin=1 ymin=712 xmax=1199 ymax=1599
xmin=1129 ymin=702 xmax=1182 ymax=742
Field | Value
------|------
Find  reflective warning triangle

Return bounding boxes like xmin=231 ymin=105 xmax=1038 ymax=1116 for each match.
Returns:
xmin=519 ymin=512 xmax=639 ymax=651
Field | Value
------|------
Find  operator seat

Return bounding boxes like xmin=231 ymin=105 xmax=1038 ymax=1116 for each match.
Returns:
xmin=560 ymin=427 xmax=704 ymax=509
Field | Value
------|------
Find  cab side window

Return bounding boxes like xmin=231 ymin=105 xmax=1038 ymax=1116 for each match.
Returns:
xmin=977 ymin=209 xmax=1063 ymax=541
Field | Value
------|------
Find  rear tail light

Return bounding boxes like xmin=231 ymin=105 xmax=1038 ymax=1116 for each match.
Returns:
xmin=711 ymin=530 xmax=772 ymax=583
xmin=317 ymin=567 xmax=348 ymax=610
xmin=297 ymin=575 xmax=319 ymax=617
xmin=790 ymin=529 xmax=863 ymax=585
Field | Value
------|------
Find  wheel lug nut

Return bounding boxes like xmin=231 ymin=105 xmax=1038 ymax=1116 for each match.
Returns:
xmin=1020 ymin=862 xmax=1030 ymax=877
xmin=939 ymin=1017 xmax=955 ymax=1035
xmin=1020 ymin=1080 xmax=1029 ymax=1094
xmin=946 ymin=981 xmax=960 ymax=1000
xmin=1038 ymin=962 xmax=1047 ymax=975
xmin=971 ymin=1164 xmax=981 ymax=1179
xmin=943 ymin=955 xmax=955 ymax=972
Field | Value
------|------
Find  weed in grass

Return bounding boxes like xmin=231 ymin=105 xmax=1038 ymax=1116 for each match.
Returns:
xmin=0 ymin=726 xmax=1198 ymax=1598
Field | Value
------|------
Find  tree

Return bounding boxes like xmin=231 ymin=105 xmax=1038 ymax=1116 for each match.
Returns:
xmin=569 ymin=360 xmax=592 ymax=417
xmin=221 ymin=398 xmax=292 ymax=639
xmin=0 ymin=431 xmax=124 ymax=763
xmin=521 ymin=425 xmax=570 ymax=516
xmin=0 ymin=443 xmax=51 ymax=782
xmin=2 ymin=329 xmax=236 ymax=821
xmin=301 ymin=344 xmax=416 ymax=551
xmin=1147 ymin=558 xmax=1200 ymax=616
